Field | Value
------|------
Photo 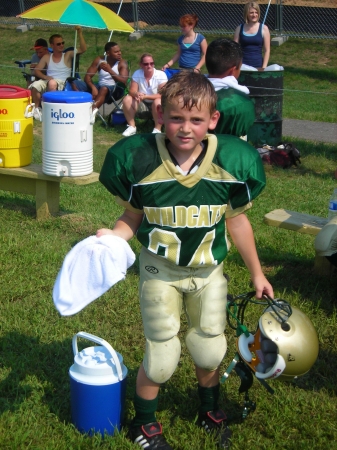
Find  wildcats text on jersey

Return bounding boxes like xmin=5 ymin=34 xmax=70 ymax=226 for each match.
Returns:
xmin=99 ymin=133 xmax=267 ymax=266
xmin=144 ymin=204 xmax=227 ymax=228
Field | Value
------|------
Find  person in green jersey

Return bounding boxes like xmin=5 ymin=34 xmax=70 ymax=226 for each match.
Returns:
xmin=98 ymin=71 xmax=273 ymax=450
xmin=206 ymin=38 xmax=255 ymax=140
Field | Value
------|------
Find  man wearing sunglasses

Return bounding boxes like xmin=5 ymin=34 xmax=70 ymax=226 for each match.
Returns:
xmin=122 ymin=53 xmax=168 ymax=136
xmin=29 ymin=26 xmax=87 ymax=120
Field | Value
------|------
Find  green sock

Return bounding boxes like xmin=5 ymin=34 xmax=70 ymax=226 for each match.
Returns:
xmin=198 ymin=384 xmax=220 ymax=414
xmin=131 ymin=393 xmax=159 ymax=428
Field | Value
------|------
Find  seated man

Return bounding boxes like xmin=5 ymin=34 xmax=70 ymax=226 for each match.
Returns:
xmin=122 ymin=53 xmax=168 ymax=136
xmin=30 ymin=27 xmax=87 ymax=120
xmin=206 ymin=38 xmax=255 ymax=139
xmin=25 ymin=38 xmax=50 ymax=87
xmin=72 ymin=41 xmax=129 ymax=112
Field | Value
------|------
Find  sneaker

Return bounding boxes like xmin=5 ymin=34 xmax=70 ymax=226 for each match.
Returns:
xmin=33 ymin=107 xmax=42 ymax=121
xmin=122 ymin=125 xmax=137 ymax=137
xmin=198 ymin=410 xmax=232 ymax=449
xmin=129 ymin=422 xmax=173 ymax=449
xmin=152 ymin=128 xmax=161 ymax=134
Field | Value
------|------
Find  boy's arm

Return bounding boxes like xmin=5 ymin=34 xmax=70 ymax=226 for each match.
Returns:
xmin=97 ymin=209 xmax=143 ymax=241
xmin=226 ymin=213 xmax=273 ymax=299
xmin=34 ymin=54 xmax=50 ymax=80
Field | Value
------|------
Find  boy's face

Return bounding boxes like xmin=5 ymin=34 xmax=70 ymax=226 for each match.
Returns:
xmin=158 ymin=97 xmax=219 ymax=154
xmin=232 ymin=61 xmax=242 ymax=80
xmin=36 ymin=47 xmax=49 ymax=59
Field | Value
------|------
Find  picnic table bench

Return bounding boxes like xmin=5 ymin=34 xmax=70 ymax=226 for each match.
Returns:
xmin=264 ymin=208 xmax=335 ymax=276
xmin=0 ymin=163 xmax=99 ymax=220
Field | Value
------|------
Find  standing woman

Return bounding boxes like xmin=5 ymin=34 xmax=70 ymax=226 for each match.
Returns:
xmin=234 ymin=2 xmax=270 ymax=69
xmin=161 ymin=14 xmax=207 ymax=72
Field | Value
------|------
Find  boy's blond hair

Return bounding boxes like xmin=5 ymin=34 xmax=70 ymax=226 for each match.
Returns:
xmin=243 ymin=2 xmax=261 ymax=23
xmin=160 ymin=71 xmax=217 ymax=114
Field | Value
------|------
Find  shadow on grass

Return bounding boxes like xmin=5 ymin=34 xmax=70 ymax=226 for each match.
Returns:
xmin=0 ymin=332 xmax=73 ymax=422
xmin=226 ymin=250 xmax=337 ymax=310
xmin=295 ymin=347 xmax=337 ymax=396
xmin=0 ymin=194 xmax=74 ymax=219
xmin=285 ymin=66 xmax=337 ymax=83
xmin=0 ymin=195 xmax=36 ymax=218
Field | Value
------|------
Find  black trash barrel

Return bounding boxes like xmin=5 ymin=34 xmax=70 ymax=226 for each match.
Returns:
xmin=238 ymin=69 xmax=284 ymax=147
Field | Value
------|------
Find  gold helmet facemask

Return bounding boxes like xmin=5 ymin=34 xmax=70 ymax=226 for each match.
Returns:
xmin=237 ymin=301 xmax=319 ymax=381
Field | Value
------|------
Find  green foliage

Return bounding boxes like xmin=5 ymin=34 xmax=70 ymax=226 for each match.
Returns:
xmin=0 ymin=26 xmax=337 ymax=450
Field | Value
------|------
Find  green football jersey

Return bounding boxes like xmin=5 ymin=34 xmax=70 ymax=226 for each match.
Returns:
xmin=214 ymin=88 xmax=255 ymax=137
xmin=100 ymin=133 xmax=266 ymax=267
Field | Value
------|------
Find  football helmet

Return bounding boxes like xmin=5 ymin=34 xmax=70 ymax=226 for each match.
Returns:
xmin=237 ymin=301 xmax=319 ymax=381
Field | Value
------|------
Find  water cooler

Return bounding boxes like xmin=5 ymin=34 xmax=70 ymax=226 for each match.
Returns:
xmin=42 ymin=91 xmax=94 ymax=177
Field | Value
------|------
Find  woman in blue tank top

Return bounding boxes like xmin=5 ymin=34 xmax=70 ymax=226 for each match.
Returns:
xmin=234 ymin=2 xmax=270 ymax=69
xmin=161 ymin=14 xmax=207 ymax=72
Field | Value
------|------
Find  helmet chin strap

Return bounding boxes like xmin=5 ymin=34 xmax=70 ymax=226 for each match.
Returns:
xmin=221 ymin=292 xmax=294 ymax=420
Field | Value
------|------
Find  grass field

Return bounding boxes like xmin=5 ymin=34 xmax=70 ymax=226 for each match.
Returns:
xmin=0 ymin=26 xmax=337 ymax=450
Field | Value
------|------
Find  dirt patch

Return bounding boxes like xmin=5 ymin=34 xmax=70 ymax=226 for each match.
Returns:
xmin=95 ymin=140 xmax=116 ymax=146
xmin=319 ymin=56 xmax=331 ymax=65
xmin=128 ymin=21 xmax=149 ymax=29
xmin=33 ymin=127 xmax=42 ymax=137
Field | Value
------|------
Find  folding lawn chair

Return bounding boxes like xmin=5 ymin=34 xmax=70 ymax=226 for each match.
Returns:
xmin=63 ymin=49 xmax=82 ymax=90
xmin=96 ymin=61 xmax=132 ymax=128
xmin=164 ymin=68 xmax=181 ymax=79
xmin=15 ymin=47 xmax=81 ymax=89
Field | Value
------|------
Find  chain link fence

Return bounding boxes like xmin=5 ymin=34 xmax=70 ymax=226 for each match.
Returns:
xmin=0 ymin=0 xmax=336 ymax=39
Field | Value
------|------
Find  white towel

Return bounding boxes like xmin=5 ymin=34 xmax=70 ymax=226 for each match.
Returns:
xmin=207 ymin=75 xmax=250 ymax=94
xmin=53 ymin=235 xmax=136 ymax=316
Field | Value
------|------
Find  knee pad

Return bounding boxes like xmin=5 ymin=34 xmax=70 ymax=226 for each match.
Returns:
xmin=143 ymin=336 xmax=181 ymax=384
xmin=185 ymin=328 xmax=227 ymax=370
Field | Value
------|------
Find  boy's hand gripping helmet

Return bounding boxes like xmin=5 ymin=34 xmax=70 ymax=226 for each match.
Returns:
xmin=237 ymin=301 xmax=319 ymax=381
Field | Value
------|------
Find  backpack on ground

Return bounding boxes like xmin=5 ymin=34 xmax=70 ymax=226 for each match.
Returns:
xmin=257 ymin=143 xmax=301 ymax=169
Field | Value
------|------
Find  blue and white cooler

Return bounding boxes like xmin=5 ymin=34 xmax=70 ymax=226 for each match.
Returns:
xmin=42 ymin=91 xmax=94 ymax=177
xmin=69 ymin=332 xmax=128 ymax=436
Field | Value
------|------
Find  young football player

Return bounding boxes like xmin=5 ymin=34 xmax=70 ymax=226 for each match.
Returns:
xmin=206 ymin=37 xmax=255 ymax=139
xmin=97 ymin=71 xmax=273 ymax=449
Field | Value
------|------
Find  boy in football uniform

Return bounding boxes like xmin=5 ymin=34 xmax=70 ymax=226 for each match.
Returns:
xmin=98 ymin=71 xmax=273 ymax=449
xmin=206 ymin=38 xmax=255 ymax=140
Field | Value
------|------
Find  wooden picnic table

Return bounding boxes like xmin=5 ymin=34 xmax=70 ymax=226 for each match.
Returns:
xmin=0 ymin=163 xmax=99 ymax=220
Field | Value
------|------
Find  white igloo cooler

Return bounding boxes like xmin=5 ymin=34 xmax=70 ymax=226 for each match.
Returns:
xmin=42 ymin=91 xmax=94 ymax=177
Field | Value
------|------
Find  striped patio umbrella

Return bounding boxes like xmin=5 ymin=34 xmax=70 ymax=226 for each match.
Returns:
xmin=17 ymin=0 xmax=134 ymax=75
